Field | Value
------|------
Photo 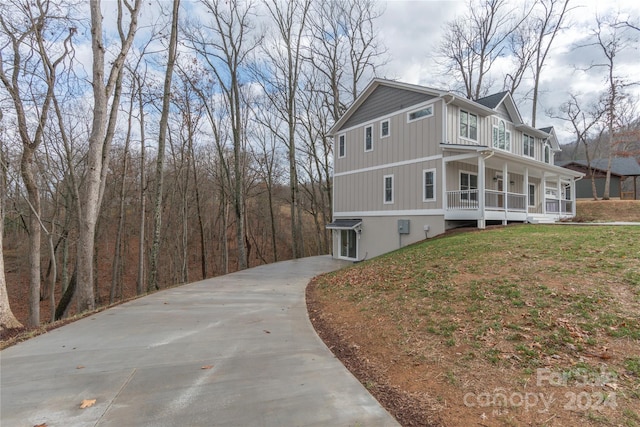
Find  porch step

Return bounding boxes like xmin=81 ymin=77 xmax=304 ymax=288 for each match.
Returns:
xmin=527 ymin=216 xmax=556 ymax=224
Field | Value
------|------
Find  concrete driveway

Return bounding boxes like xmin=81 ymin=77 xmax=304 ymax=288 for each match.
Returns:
xmin=1 ymin=256 xmax=399 ymax=427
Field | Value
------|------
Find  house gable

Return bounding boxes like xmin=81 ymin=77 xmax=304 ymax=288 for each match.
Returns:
xmin=339 ymin=85 xmax=437 ymax=131
xmin=330 ymin=79 xmax=444 ymax=135
xmin=477 ymin=91 xmax=523 ymax=126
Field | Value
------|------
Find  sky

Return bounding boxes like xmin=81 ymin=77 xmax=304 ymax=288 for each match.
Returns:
xmin=374 ymin=0 xmax=640 ymax=145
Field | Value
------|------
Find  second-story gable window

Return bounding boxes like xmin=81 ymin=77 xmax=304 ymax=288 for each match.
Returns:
xmin=381 ymin=119 xmax=390 ymax=138
xmin=408 ymin=105 xmax=433 ymax=122
xmin=384 ymin=175 xmax=394 ymax=204
xmin=338 ymin=134 xmax=346 ymax=158
xmin=544 ymin=142 xmax=551 ymax=163
xmin=364 ymin=125 xmax=373 ymax=152
xmin=492 ymin=119 xmax=511 ymax=152
xmin=460 ymin=110 xmax=478 ymax=140
xmin=523 ymin=134 xmax=535 ymax=158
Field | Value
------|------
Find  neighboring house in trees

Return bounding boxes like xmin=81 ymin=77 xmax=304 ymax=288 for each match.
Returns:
xmin=556 ymin=158 xmax=640 ymax=200
xmin=326 ymin=79 xmax=583 ymax=261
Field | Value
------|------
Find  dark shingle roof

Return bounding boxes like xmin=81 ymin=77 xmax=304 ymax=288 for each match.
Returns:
xmin=538 ymin=126 xmax=553 ymax=134
xmin=556 ymin=158 xmax=640 ymax=176
xmin=475 ymin=91 xmax=509 ymax=109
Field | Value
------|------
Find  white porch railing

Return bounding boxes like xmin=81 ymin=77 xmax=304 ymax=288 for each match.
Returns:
xmin=447 ymin=190 xmax=479 ymax=210
xmin=545 ymin=198 xmax=573 ymax=214
xmin=447 ymin=190 xmax=526 ymax=212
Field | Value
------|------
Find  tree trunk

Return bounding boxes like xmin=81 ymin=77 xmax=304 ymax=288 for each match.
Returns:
xmin=148 ymin=0 xmax=180 ymax=291
xmin=21 ymin=146 xmax=41 ymax=327
xmin=0 ymin=140 xmax=23 ymax=332
xmin=111 ymin=130 xmax=130 ymax=303
xmin=136 ymin=75 xmax=146 ymax=296
xmin=77 ymin=0 xmax=141 ymax=314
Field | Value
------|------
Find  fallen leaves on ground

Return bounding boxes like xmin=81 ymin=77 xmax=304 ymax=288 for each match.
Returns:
xmin=80 ymin=399 xmax=96 ymax=409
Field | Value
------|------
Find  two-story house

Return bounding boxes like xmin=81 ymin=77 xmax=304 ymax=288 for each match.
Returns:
xmin=326 ymin=79 xmax=583 ymax=261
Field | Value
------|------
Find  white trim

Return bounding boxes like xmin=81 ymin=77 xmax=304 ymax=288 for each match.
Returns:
xmin=423 ymin=168 xmax=436 ymax=202
xmin=335 ymin=209 xmax=445 ymax=217
xmin=383 ymin=174 xmax=394 ymax=204
xmin=338 ymin=134 xmax=346 ymax=158
xmin=364 ymin=125 xmax=373 ymax=152
xmin=334 ymin=154 xmax=442 ymax=177
xmin=407 ymin=105 xmax=434 ymax=122
xmin=380 ymin=118 xmax=390 ymax=139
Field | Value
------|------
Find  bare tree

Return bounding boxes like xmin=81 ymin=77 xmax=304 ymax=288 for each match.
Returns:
xmin=0 ymin=0 xmax=75 ymax=326
xmin=588 ymin=14 xmax=633 ymax=200
xmin=438 ymin=0 xmax=521 ymax=100
xmin=76 ymin=0 xmax=142 ymax=313
xmin=186 ymin=0 xmax=262 ymax=270
xmin=530 ymin=0 xmax=571 ymax=126
xmin=254 ymin=0 xmax=311 ymax=259
xmin=308 ymin=0 xmax=386 ymax=120
xmin=554 ymin=94 xmax=605 ymax=199
xmin=148 ymin=0 xmax=180 ymax=291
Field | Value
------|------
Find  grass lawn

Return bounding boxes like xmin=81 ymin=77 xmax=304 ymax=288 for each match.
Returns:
xmin=308 ymin=224 xmax=640 ymax=426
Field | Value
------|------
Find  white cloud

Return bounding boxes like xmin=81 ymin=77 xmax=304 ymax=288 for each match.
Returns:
xmin=376 ymin=0 xmax=640 ymax=144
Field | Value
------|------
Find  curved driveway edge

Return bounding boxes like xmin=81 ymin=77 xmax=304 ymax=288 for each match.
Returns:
xmin=1 ymin=255 xmax=399 ymax=427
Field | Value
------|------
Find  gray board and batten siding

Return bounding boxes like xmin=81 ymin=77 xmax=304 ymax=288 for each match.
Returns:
xmin=339 ymin=85 xmax=437 ymax=130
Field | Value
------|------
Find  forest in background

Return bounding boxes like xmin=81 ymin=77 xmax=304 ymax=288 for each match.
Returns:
xmin=1 ymin=0 xmax=638 ymax=333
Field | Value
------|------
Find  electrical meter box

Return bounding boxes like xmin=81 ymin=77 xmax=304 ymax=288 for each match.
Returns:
xmin=397 ymin=219 xmax=410 ymax=234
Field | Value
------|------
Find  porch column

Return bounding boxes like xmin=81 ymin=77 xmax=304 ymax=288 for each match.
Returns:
xmin=502 ymin=162 xmax=508 ymax=224
xmin=557 ymin=176 xmax=562 ymax=213
xmin=524 ymin=168 xmax=529 ymax=215
xmin=571 ymin=179 xmax=577 ymax=216
xmin=478 ymin=155 xmax=485 ymax=229
xmin=542 ymin=171 xmax=547 ymax=214
xmin=442 ymin=158 xmax=447 ymax=210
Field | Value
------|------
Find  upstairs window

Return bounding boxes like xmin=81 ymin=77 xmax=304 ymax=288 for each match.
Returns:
xmin=544 ymin=143 xmax=551 ymax=163
xmin=384 ymin=175 xmax=394 ymax=204
xmin=380 ymin=119 xmax=390 ymax=138
xmin=460 ymin=110 xmax=478 ymax=140
xmin=364 ymin=125 xmax=373 ymax=152
xmin=523 ymin=134 xmax=535 ymax=158
xmin=423 ymin=169 xmax=436 ymax=202
xmin=408 ymin=105 xmax=433 ymax=122
xmin=492 ymin=119 xmax=511 ymax=151
xmin=338 ymin=134 xmax=345 ymax=158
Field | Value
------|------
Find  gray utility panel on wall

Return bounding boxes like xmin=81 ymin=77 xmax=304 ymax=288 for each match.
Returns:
xmin=397 ymin=219 xmax=410 ymax=234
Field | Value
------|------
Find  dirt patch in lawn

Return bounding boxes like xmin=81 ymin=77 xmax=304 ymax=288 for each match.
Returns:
xmin=307 ymin=225 xmax=640 ymax=427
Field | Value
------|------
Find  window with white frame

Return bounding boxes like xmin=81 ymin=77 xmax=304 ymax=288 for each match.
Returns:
xmin=544 ymin=143 xmax=551 ymax=163
xmin=492 ymin=119 xmax=511 ymax=151
xmin=460 ymin=171 xmax=478 ymax=201
xmin=384 ymin=174 xmax=394 ymax=204
xmin=380 ymin=119 xmax=390 ymax=138
xmin=523 ymin=134 xmax=535 ymax=158
xmin=407 ymin=105 xmax=433 ymax=122
xmin=364 ymin=125 xmax=373 ymax=152
xmin=338 ymin=134 xmax=345 ymax=158
xmin=528 ymin=183 xmax=536 ymax=207
xmin=460 ymin=110 xmax=478 ymax=140
xmin=423 ymin=169 xmax=436 ymax=202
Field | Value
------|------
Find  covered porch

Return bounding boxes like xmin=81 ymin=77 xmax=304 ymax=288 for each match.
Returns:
xmin=441 ymin=146 xmax=583 ymax=227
